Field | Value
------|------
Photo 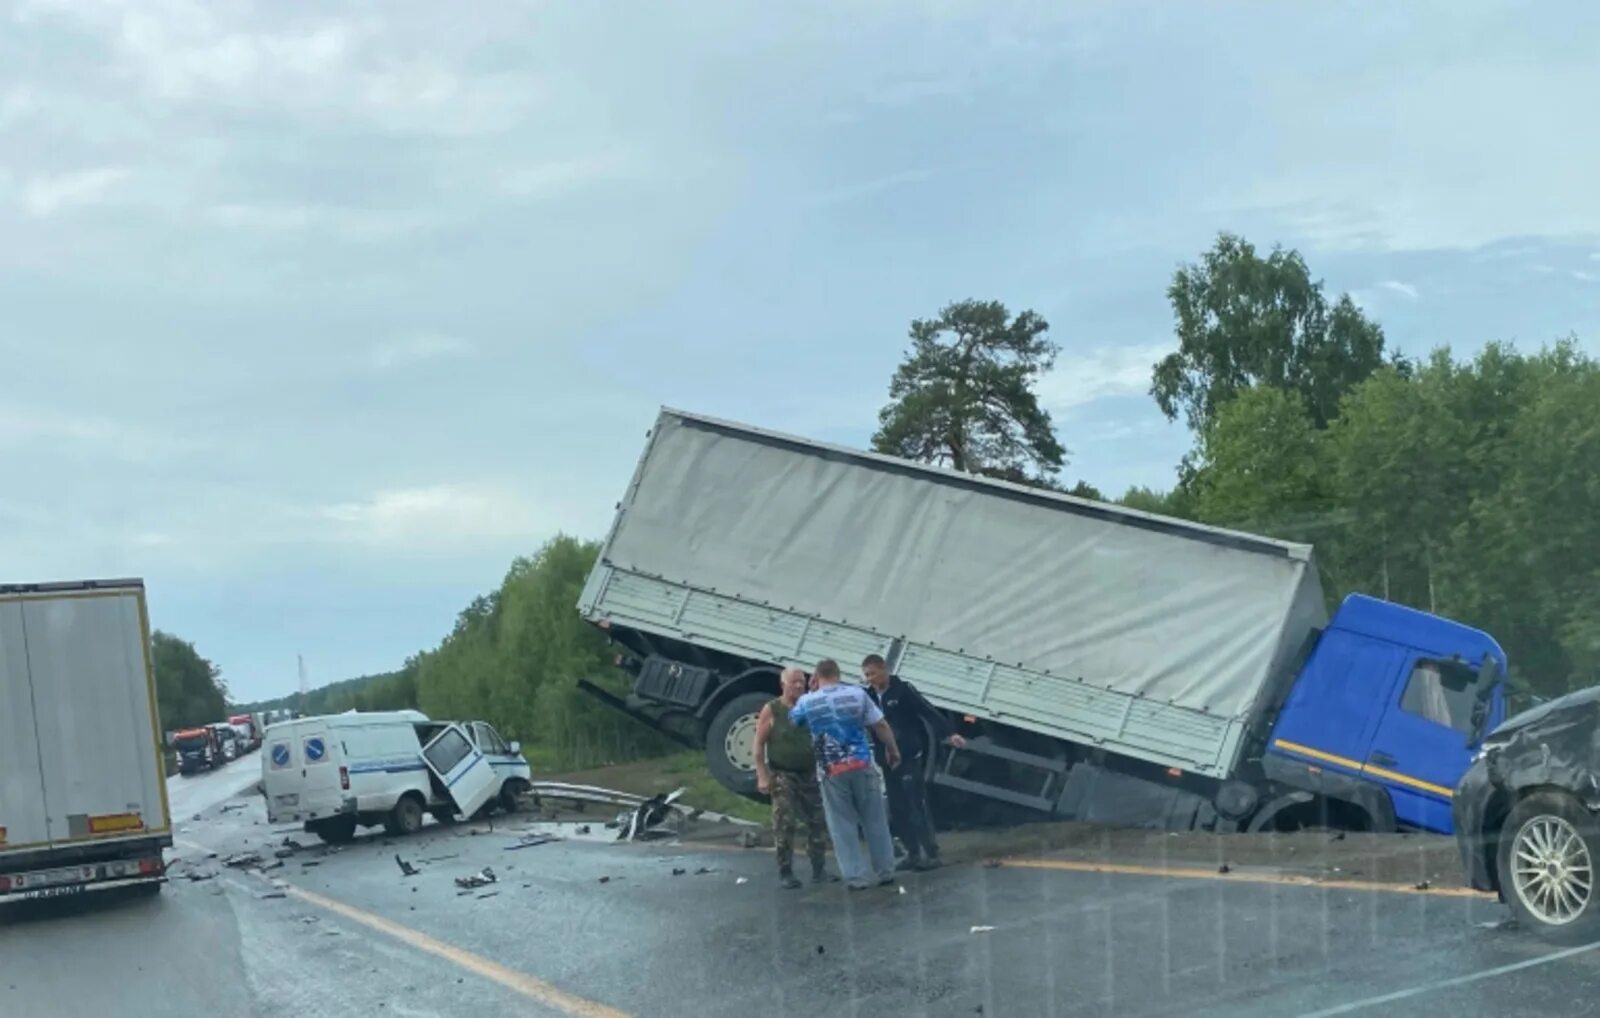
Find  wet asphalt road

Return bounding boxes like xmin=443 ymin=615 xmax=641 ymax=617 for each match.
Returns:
xmin=6 ymin=769 xmax=1600 ymax=1017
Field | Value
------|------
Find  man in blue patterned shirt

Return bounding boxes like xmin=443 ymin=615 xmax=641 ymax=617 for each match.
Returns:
xmin=789 ymin=658 xmax=902 ymax=890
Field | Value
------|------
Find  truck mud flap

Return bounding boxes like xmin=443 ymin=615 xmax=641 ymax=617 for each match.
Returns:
xmin=575 ymin=679 xmax=698 ymax=749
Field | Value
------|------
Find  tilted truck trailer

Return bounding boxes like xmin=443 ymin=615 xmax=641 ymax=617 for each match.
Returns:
xmin=577 ymin=409 xmax=1514 ymax=835
xmin=0 ymin=579 xmax=172 ymax=901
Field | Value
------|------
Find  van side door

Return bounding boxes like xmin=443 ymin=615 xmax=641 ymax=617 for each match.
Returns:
xmin=420 ymin=724 xmax=497 ymax=818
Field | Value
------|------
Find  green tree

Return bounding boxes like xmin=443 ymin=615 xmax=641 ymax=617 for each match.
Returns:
xmin=1152 ymin=233 xmax=1389 ymax=433
xmin=873 ymin=299 xmax=1066 ymax=485
xmin=1190 ymin=386 xmax=1332 ymax=535
xmin=152 ymin=630 xmax=228 ymax=731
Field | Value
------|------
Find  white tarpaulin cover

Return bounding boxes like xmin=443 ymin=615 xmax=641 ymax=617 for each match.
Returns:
xmin=603 ymin=411 xmax=1329 ymax=725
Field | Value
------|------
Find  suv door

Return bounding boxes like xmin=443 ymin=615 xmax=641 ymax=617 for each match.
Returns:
xmin=420 ymin=724 xmax=497 ymax=817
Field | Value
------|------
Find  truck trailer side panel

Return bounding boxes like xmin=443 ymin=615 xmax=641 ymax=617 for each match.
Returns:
xmin=0 ymin=583 xmax=171 ymax=857
xmin=583 ymin=410 xmax=1330 ymax=776
xmin=0 ymin=602 xmax=49 ymax=850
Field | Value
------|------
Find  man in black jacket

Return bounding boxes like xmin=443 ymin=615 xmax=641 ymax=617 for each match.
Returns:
xmin=861 ymin=654 xmax=967 ymax=870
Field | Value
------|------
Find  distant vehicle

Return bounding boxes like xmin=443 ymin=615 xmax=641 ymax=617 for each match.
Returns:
xmin=209 ymin=722 xmax=240 ymax=762
xmin=579 ymin=409 xmax=1512 ymax=835
xmin=172 ymin=726 xmax=221 ymax=775
xmin=260 ymin=711 xmax=531 ymax=843
xmin=228 ymin=713 xmax=261 ymax=751
xmin=1453 ymin=685 xmax=1600 ymax=939
xmin=0 ymin=579 xmax=172 ymax=902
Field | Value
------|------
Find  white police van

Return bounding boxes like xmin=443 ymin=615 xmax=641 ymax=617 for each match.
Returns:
xmin=260 ymin=710 xmax=533 ymax=843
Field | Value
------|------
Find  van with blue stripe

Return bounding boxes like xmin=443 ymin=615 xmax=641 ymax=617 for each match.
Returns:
xmin=260 ymin=710 xmax=532 ymax=843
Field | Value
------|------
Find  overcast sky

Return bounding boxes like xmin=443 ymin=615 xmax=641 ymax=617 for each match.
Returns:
xmin=5 ymin=1 xmax=1598 ymax=701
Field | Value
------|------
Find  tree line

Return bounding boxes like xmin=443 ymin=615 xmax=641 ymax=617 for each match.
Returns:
xmin=152 ymin=630 xmax=229 ymax=732
xmin=283 ymin=229 xmax=1599 ymax=761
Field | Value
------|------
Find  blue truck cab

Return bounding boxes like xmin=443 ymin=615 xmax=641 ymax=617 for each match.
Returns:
xmin=1266 ymin=594 xmax=1507 ymax=834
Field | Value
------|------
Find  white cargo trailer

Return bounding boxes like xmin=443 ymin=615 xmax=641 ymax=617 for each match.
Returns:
xmin=0 ymin=579 xmax=172 ymax=901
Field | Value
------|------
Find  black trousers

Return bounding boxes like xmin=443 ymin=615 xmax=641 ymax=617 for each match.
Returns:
xmin=886 ymin=753 xmax=939 ymax=859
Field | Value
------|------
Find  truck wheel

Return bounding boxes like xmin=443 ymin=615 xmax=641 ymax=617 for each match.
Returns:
xmin=384 ymin=795 xmax=425 ymax=836
xmin=311 ymin=816 xmax=358 ymax=844
xmin=1497 ymin=791 xmax=1600 ymax=942
xmin=706 ymin=692 xmax=771 ymax=798
xmin=499 ymin=778 xmax=532 ymax=814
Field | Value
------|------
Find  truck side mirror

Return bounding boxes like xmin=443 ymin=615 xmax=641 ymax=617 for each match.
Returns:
xmin=508 ymin=741 xmax=521 ymax=756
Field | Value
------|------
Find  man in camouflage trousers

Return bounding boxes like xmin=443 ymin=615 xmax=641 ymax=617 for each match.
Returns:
xmin=752 ymin=667 xmax=831 ymax=887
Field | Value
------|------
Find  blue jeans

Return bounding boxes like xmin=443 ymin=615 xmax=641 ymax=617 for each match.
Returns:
xmin=819 ymin=766 xmax=896 ymax=887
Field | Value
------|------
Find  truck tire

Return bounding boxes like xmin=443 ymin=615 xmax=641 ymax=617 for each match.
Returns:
xmin=384 ymin=795 xmax=425 ymax=836
xmin=706 ymin=692 xmax=772 ymax=798
xmin=1496 ymin=791 xmax=1600 ymax=942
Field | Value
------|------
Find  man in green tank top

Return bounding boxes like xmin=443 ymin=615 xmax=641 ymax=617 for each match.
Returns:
xmin=753 ymin=667 xmax=831 ymax=887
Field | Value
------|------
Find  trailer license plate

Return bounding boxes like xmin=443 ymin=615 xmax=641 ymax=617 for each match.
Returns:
xmin=13 ymin=865 xmax=96 ymax=890
xmin=20 ymin=883 xmax=87 ymax=901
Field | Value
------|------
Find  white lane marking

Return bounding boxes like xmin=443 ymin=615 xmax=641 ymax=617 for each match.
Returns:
xmin=1296 ymin=938 xmax=1600 ymax=1016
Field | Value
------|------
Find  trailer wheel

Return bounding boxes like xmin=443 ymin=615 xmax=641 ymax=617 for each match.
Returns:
xmin=384 ymin=794 xmax=426 ymax=836
xmin=707 ymin=692 xmax=772 ymax=798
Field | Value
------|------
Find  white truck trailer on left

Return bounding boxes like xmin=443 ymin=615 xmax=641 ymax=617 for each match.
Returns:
xmin=0 ymin=579 xmax=173 ymax=901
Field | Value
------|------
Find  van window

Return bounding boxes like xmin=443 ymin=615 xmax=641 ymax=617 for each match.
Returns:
xmin=474 ymin=723 xmax=508 ymax=754
xmin=1399 ymin=659 xmax=1483 ymax=736
xmin=423 ymin=727 xmax=474 ymax=774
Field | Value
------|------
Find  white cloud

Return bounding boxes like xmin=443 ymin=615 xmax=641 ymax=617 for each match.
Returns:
xmin=1573 ymin=269 xmax=1600 ymax=283
xmin=808 ymin=169 xmax=936 ymax=207
xmin=20 ymin=167 xmax=128 ymax=217
xmin=366 ymin=333 xmax=475 ymax=371
xmin=1377 ymin=280 xmax=1420 ymax=300
xmin=0 ymin=403 xmax=193 ymax=463
xmin=1036 ymin=342 xmax=1172 ymax=413
xmin=498 ymin=156 xmax=624 ymax=200
xmin=317 ymin=484 xmax=530 ymax=547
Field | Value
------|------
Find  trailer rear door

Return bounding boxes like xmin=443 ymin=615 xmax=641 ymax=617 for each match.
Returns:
xmin=0 ymin=601 xmax=49 ymax=851
xmin=22 ymin=589 xmax=168 ymax=847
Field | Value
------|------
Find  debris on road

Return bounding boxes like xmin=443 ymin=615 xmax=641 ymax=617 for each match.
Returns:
xmin=396 ymin=855 xmax=419 ymax=877
xmin=300 ymin=861 xmax=322 ymax=869
xmin=273 ymin=848 xmax=297 ymax=859
xmin=617 ymin=787 xmax=685 ymax=842
xmin=672 ymin=868 xmax=687 ymax=876
xmin=219 ymin=802 xmax=247 ymax=814
xmin=576 ymin=825 xmax=591 ymax=835
xmin=419 ymin=854 xmax=459 ymax=864
xmin=735 ymin=877 xmax=749 ymax=885
xmin=223 ymin=852 xmax=263 ymax=869
xmin=1218 ymin=864 xmax=1232 ymax=874
xmin=970 ymin=926 xmax=996 ymax=934
xmin=598 ymin=876 xmax=611 ymax=884
xmin=506 ymin=834 xmax=561 ymax=851
xmin=259 ymin=891 xmax=287 ymax=900
xmin=477 ymin=891 xmax=500 ymax=900
xmin=694 ymin=867 xmax=715 ymax=875
xmin=183 ymin=870 xmax=217 ymax=883
xmin=1414 ymin=880 xmax=1432 ymax=891
xmin=260 ymin=860 xmax=285 ymax=873
xmin=454 ymin=867 xmax=498 ymax=890
xmin=299 ymin=916 xmax=319 ymax=925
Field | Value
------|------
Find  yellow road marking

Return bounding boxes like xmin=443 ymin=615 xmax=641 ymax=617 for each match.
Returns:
xmin=281 ymin=883 xmax=632 ymax=1017
xmin=175 ymin=836 xmax=629 ymax=1017
xmin=1001 ymin=857 xmax=1492 ymax=898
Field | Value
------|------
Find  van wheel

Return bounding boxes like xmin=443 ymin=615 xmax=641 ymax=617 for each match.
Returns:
xmin=1497 ymin=791 xmax=1600 ymax=942
xmin=499 ymin=778 xmax=532 ymax=814
xmin=311 ymin=816 xmax=357 ymax=844
xmin=707 ymin=692 xmax=772 ymax=799
xmin=384 ymin=795 xmax=425 ymax=836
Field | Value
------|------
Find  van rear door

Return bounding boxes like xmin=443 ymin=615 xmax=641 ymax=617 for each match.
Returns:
xmin=420 ymin=724 xmax=497 ymax=817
